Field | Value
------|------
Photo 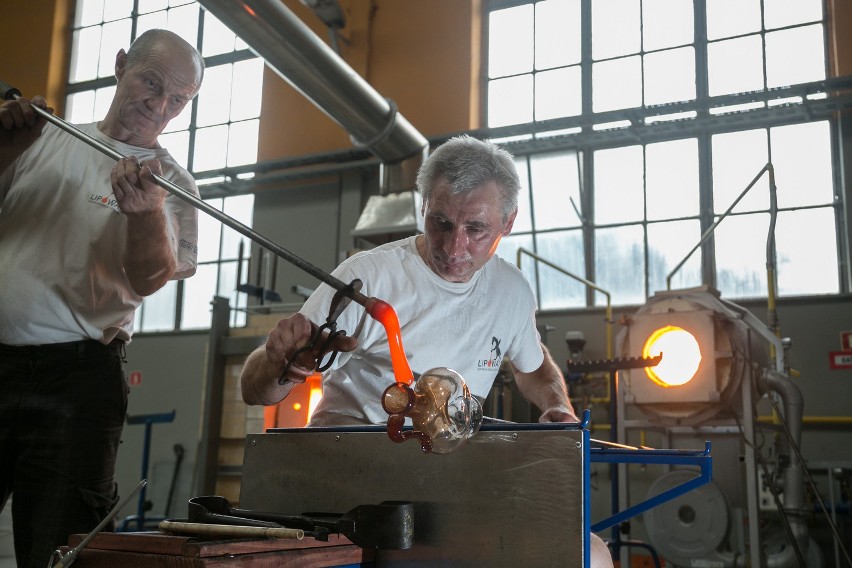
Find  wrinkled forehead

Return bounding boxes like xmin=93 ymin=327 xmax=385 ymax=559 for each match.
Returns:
xmin=425 ymin=181 xmax=505 ymax=218
xmin=129 ymin=41 xmax=203 ymax=94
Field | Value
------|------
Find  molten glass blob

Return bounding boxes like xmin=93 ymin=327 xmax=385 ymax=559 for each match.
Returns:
xmin=382 ymin=367 xmax=483 ymax=454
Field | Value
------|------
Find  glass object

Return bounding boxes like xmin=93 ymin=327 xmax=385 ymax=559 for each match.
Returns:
xmin=512 ymin=158 xmax=533 ymax=233
xmin=593 ymin=56 xmax=642 ymax=112
xmin=711 ymin=129 xmax=769 ymax=214
xmin=382 ymin=367 xmax=483 ymax=455
xmin=707 ymin=35 xmax=764 ymax=97
xmin=231 ymin=59 xmax=264 ymax=121
xmin=595 ymin=224 xmax=646 ymax=306
xmin=99 ymin=20 xmax=132 ymax=78
xmin=765 ymin=25 xmax=826 ymax=88
xmin=202 ymin=12 xmax=238 ymax=57
xmin=228 ymin=120 xmax=260 ymax=167
xmin=158 ymin=130 xmax=189 ymax=169
xmin=497 ymin=234 xmax=537 ymax=302
xmin=594 ymin=146 xmax=643 ymax=224
xmin=70 ymin=26 xmax=101 ymax=82
xmin=75 ymin=0 xmax=105 ymax=26
xmin=536 ymin=230 xmax=587 ymax=309
xmin=706 ymin=0 xmax=761 ymax=40
xmin=643 ymin=47 xmax=696 ymax=106
xmin=770 ymin=121 xmax=833 ymax=208
xmin=197 ymin=198 xmax=223 ymax=263
xmin=193 ymin=124 xmax=229 ymax=172
xmin=713 ymin=212 xmax=769 ymax=298
xmin=488 ymin=75 xmax=534 ymax=128
xmin=221 ymin=195 xmax=255 ymax=260
xmin=531 ymin=151 xmax=582 ymax=230
xmin=137 ymin=10 xmax=168 ymax=34
xmin=535 ymin=0 xmax=581 ymax=69
xmin=138 ymin=280 xmax=177 ymax=331
xmin=642 ymin=0 xmax=693 ymax=51
xmin=646 ymin=138 xmax=699 ymax=221
xmin=66 ymin=91 xmax=96 ymax=123
xmin=138 ymin=0 xmax=168 ymax=13
xmin=181 ymin=263 xmax=218 ymax=329
xmin=488 ymin=5 xmax=533 ymax=78
xmin=647 ymin=219 xmax=702 ymax=293
xmin=776 ymin=208 xmax=838 ymax=295
xmin=166 ymin=3 xmax=199 ymax=44
xmin=535 ymin=66 xmax=582 ymax=120
xmin=93 ymin=86 xmax=116 ymax=121
xmin=103 ymin=0 xmax=132 ymax=22
xmin=764 ymin=0 xmax=822 ymax=29
xmin=197 ymin=64 xmax=233 ymax=127
xmin=592 ymin=0 xmax=640 ymax=60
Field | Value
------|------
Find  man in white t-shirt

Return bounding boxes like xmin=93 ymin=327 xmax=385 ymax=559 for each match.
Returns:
xmin=0 ymin=29 xmax=203 ymax=568
xmin=240 ymin=135 xmax=613 ymax=567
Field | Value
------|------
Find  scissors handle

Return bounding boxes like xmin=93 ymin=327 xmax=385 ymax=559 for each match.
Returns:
xmin=277 ymin=323 xmax=346 ymax=385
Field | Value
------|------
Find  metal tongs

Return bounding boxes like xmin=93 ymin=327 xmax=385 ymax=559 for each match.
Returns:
xmin=278 ymin=279 xmax=362 ymax=385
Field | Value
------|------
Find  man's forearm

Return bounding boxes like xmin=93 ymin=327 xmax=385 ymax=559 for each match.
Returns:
xmin=124 ymin=209 xmax=177 ymax=296
xmin=241 ymin=347 xmax=295 ymax=406
xmin=513 ymin=346 xmax=578 ymax=421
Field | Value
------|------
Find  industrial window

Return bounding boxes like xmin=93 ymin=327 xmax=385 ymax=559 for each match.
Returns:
xmin=67 ymin=0 xmax=261 ymax=330
xmin=487 ymin=0 xmax=841 ymax=308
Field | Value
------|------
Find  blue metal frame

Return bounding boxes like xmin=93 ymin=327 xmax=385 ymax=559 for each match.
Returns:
xmin=589 ymin=440 xmax=713 ymax=533
xmin=117 ymin=410 xmax=177 ymax=531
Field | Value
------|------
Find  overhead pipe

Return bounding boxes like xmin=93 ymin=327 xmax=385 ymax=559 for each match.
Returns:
xmin=196 ymin=0 xmax=429 ymax=194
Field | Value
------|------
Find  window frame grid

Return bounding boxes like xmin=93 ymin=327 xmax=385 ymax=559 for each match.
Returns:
xmin=483 ymin=0 xmax=848 ymax=308
xmin=67 ymin=0 xmax=260 ymax=331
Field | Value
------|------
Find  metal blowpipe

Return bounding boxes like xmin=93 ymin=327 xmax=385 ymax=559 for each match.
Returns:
xmin=0 ymin=79 xmax=369 ymax=307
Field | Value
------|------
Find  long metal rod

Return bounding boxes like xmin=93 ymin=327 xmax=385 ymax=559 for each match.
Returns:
xmin=1 ymin=82 xmax=368 ymax=307
xmin=49 ymin=480 xmax=147 ymax=568
xmin=666 ymin=162 xmax=773 ymax=289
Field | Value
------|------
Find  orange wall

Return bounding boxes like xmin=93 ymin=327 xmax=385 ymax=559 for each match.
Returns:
xmin=0 ymin=0 xmax=71 ymax=114
xmin=258 ymin=0 xmax=481 ymax=159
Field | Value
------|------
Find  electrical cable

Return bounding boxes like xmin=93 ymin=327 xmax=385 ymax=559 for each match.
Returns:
xmin=732 ymin=407 xmax=807 ymax=566
xmin=764 ymin=395 xmax=852 ymax=565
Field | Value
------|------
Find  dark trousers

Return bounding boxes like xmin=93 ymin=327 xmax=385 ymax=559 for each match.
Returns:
xmin=0 ymin=339 xmax=128 ymax=568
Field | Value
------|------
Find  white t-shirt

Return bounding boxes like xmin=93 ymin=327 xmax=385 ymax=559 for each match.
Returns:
xmin=0 ymin=122 xmax=199 ymax=345
xmin=302 ymin=236 xmax=544 ymax=426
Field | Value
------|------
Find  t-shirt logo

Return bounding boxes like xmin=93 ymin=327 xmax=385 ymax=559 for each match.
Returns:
xmin=89 ymin=193 xmax=121 ymax=214
xmin=477 ymin=336 xmax=504 ymax=371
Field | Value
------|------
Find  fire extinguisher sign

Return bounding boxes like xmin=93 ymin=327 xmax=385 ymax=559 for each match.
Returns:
xmin=128 ymin=370 xmax=143 ymax=386
xmin=829 ymin=331 xmax=852 ymax=370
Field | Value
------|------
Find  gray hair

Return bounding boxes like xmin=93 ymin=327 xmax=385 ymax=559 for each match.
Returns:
xmin=416 ymin=135 xmax=521 ymax=221
xmin=126 ymin=29 xmax=205 ymax=92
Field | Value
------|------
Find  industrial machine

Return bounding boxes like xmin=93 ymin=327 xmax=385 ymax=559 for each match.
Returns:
xmin=616 ymin=285 xmax=818 ymax=567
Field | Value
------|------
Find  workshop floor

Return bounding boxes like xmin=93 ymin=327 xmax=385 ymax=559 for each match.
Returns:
xmin=0 ymin=504 xmax=14 ymax=568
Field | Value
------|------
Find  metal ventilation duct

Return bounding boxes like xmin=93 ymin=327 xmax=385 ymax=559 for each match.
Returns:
xmin=197 ymin=0 xmax=428 ymax=196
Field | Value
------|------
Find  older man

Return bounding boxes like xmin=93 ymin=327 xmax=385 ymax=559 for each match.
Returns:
xmin=0 ymin=29 xmax=204 ymax=567
xmin=242 ymin=135 xmax=613 ymax=566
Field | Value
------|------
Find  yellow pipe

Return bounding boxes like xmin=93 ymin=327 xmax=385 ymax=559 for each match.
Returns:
xmin=758 ymin=415 xmax=852 ymax=425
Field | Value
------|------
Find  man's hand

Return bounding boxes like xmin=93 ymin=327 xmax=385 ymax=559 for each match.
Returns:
xmin=538 ymin=405 xmax=579 ymax=423
xmin=111 ymin=156 xmax=168 ymax=214
xmin=0 ymin=96 xmax=52 ymax=172
xmin=241 ymin=313 xmax=358 ymax=406
xmin=267 ymin=313 xmax=359 ymax=384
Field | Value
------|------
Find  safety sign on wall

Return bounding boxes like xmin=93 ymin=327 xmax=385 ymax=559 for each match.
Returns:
xmin=829 ymin=331 xmax=852 ymax=370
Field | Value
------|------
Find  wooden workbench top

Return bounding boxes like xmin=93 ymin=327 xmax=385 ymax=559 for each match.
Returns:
xmin=63 ymin=531 xmax=374 ymax=567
